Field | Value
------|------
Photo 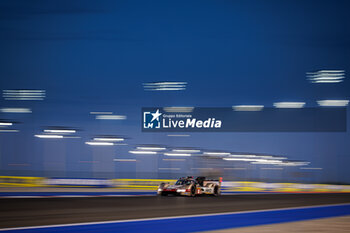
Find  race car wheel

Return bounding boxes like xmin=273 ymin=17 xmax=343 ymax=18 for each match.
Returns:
xmin=213 ymin=186 xmax=219 ymax=196
xmin=190 ymin=186 xmax=196 ymax=197
xmin=161 ymin=192 xmax=167 ymax=196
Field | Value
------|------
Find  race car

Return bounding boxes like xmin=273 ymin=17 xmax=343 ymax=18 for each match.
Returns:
xmin=157 ymin=176 xmax=221 ymax=197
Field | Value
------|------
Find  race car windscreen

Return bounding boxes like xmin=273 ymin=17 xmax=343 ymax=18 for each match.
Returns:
xmin=175 ymin=180 xmax=192 ymax=185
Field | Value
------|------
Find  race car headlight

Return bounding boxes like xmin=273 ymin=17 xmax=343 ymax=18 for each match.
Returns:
xmin=176 ymin=189 xmax=186 ymax=192
xmin=158 ymin=189 xmax=163 ymax=192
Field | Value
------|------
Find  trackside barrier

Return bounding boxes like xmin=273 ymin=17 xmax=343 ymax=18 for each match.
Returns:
xmin=222 ymin=181 xmax=350 ymax=193
xmin=0 ymin=176 xmax=46 ymax=187
xmin=44 ymin=178 xmax=112 ymax=188
xmin=111 ymin=179 xmax=176 ymax=190
xmin=221 ymin=181 xmax=266 ymax=192
xmin=0 ymin=176 xmax=350 ymax=192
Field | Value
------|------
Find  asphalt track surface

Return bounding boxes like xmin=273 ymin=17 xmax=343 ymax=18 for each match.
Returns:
xmin=0 ymin=193 xmax=349 ymax=229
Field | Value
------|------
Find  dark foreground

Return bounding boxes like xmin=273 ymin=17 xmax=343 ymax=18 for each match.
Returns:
xmin=0 ymin=193 xmax=349 ymax=229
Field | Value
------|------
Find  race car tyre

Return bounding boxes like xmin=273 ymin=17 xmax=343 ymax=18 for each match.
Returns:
xmin=160 ymin=192 xmax=167 ymax=196
xmin=190 ymin=186 xmax=196 ymax=197
xmin=213 ymin=186 xmax=219 ymax=196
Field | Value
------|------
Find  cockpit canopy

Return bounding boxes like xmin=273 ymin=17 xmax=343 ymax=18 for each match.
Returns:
xmin=175 ymin=179 xmax=194 ymax=186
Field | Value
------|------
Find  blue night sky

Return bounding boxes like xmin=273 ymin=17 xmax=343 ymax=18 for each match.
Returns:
xmin=0 ymin=0 xmax=349 ymax=183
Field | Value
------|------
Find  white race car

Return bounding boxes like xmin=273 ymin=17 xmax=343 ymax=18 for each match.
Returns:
xmin=157 ymin=176 xmax=221 ymax=197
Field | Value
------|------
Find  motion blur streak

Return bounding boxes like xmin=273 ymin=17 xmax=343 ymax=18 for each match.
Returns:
xmin=43 ymin=129 xmax=76 ymax=134
xmin=93 ymin=137 xmax=124 ymax=141
xmin=164 ymin=153 xmax=191 ymax=156
xmin=129 ymin=150 xmax=157 ymax=154
xmin=113 ymin=159 xmax=137 ymax=162
xmin=273 ymin=102 xmax=306 ymax=108
xmin=307 ymin=70 xmax=345 ymax=83
xmin=85 ymin=141 xmax=114 ymax=146
xmin=89 ymin=112 xmax=113 ymax=115
xmin=163 ymin=107 xmax=194 ymax=112
xmin=0 ymin=108 xmax=32 ymax=113
xmin=136 ymin=146 xmax=166 ymax=151
xmin=0 ymin=130 xmax=19 ymax=133
xmin=95 ymin=115 xmax=127 ymax=120
xmin=0 ymin=122 xmax=12 ymax=126
xmin=204 ymin=152 xmax=231 ymax=156
xmin=143 ymin=82 xmax=187 ymax=91
xmin=34 ymin=135 xmax=63 ymax=139
xmin=233 ymin=105 xmax=264 ymax=111
xmin=317 ymin=100 xmax=349 ymax=106
xmin=312 ymin=80 xmax=343 ymax=83
xmin=172 ymin=149 xmax=200 ymax=153
xmin=2 ymin=89 xmax=45 ymax=101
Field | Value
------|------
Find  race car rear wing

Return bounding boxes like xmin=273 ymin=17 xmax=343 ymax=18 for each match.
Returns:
xmin=196 ymin=177 xmax=222 ymax=186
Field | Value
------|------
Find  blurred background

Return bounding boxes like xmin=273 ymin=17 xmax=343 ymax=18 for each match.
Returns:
xmin=0 ymin=0 xmax=349 ymax=191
